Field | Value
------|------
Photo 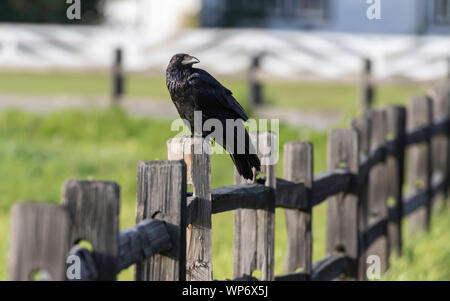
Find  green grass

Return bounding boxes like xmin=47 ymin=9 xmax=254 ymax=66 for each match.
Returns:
xmin=0 ymin=71 xmax=427 ymax=120
xmin=0 ymin=108 xmax=329 ymax=280
xmin=383 ymin=203 xmax=450 ymax=281
xmin=0 ymin=71 xmax=445 ymax=281
xmin=2 ymin=108 xmax=450 ymax=281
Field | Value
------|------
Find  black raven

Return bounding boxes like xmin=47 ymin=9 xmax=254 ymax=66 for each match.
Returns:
xmin=166 ymin=53 xmax=261 ymax=180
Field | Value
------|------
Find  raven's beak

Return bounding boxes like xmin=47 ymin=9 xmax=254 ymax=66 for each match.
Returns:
xmin=182 ymin=55 xmax=200 ymax=65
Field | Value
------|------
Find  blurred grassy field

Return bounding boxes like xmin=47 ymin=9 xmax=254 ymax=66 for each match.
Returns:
xmin=0 ymin=108 xmax=327 ymax=280
xmin=0 ymin=71 xmax=428 ymax=120
xmin=1 ymin=71 xmax=448 ymax=281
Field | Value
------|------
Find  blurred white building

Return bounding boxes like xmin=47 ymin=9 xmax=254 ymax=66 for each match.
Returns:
xmin=0 ymin=0 xmax=449 ymax=82
xmin=104 ymin=0 xmax=201 ymax=44
xmin=201 ymin=0 xmax=450 ymax=35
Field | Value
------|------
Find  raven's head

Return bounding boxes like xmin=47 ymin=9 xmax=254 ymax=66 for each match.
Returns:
xmin=168 ymin=53 xmax=200 ymax=70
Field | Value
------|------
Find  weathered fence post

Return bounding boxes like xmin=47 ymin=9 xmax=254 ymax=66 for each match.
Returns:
xmin=326 ymin=129 xmax=360 ymax=279
xmin=366 ymin=109 xmax=389 ymax=273
xmin=135 ymin=160 xmax=187 ymax=281
xmin=386 ymin=106 xmax=406 ymax=257
xmin=351 ymin=113 xmax=372 ymax=278
xmin=430 ymin=85 xmax=450 ymax=208
xmin=112 ymin=47 xmax=124 ymax=105
xmin=248 ymin=53 xmax=264 ymax=106
xmin=407 ymin=96 xmax=433 ymax=232
xmin=234 ymin=131 xmax=277 ymax=280
xmin=8 ymin=203 xmax=70 ymax=281
xmin=283 ymin=142 xmax=313 ymax=276
xmin=167 ymin=137 xmax=212 ymax=281
xmin=63 ymin=180 xmax=120 ymax=280
xmin=360 ymin=58 xmax=374 ymax=111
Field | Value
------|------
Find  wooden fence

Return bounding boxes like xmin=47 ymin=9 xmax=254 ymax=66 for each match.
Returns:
xmin=8 ymin=82 xmax=450 ymax=281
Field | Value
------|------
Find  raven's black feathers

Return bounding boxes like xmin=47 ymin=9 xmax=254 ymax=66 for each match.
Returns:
xmin=166 ymin=53 xmax=260 ymax=180
xmin=187 ymin=69 xmax=249 ymax=121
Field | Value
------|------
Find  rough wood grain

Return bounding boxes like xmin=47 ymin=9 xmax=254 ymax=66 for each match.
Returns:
xmin=312 ymin=170 xmax=352 ymax=206
xmin=283 ymin=142 xmax=313 ymax=275
xmin=407 ymin=96 xmax=433 ymax=232
xmin=234 ymin=131 xmax=276 ymax=280
xmin=212 ymin=184 xmax=274 ymax=213
xmin=8 ymin=203 xmax=70 ymax=281
xmin=135 ymin=160 xmax=187 ymax=281
xmin=326 ymin=129 xmax=360 ymax=280
xmin=197 ymin=170 xmax=350 ymax=214
xmin=118 ymin=218 xmax=172 ymax=273
xmin=386 ymin=106 xmax=406 ymax=257
xmin=168 ymin=137 xmax=212 ymax=281
xmin=188 ymin=139 xmax=212 ymax=281
xmin=63 ymin=180 xmax=120 ymax=280
xmin=350 ymin=114 xmax=371 ymax=279
xmin=366 ymin=109 xmax=389 ymax=273
xmin=430 ymin=85 xmax=450 ymax=208
xmin=276 ymin=178 xmax=308 ymax=209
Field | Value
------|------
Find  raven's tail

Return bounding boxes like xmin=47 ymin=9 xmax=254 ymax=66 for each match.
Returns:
xmin=230 ymin=153 xmax=261 ymax=180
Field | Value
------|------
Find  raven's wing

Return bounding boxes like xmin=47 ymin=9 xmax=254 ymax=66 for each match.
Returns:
xmin=188 ymin=69 xmax=248 ymax=121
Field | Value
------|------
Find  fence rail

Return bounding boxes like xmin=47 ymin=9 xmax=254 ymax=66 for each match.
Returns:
xmin=7 ymin=82 xmax=450 ymax=281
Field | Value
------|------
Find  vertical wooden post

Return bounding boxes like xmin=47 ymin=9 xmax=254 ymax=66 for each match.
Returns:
xmin=8 ymin=203 xmax=70 ymax=281
xmin=350 ymin=113 xmax=372 ymax=279
xmin=366 ymin=109 xmax=389 ymax=273
xmin=326 ymin=129 xmax=360 ymax=279
xmin=430 ymin=85 xmax=450 ymax=208
xmin=63 ymin=180 xmax=120 ymax=280
xmin=360 ymin=58 xmax=374 ymax=112
xmin=112 ymin=47 xmax=124 ymax=105
xmin=234 ymin=131 xmax=276 ymax=280
xmin=167 ymin=137 xmax=212 ymax=281
xmin=283 ymin=142 xmax=313 ymax=276
xmin=135 ymin=160 xmax=187 ymax=281
xmin=386 ymin=106 xmax=406 ymax=257
xmin=407 ymin=96 xmax=433 ymax=232
xmin=248 ymin=53 xmax=263 ymax=106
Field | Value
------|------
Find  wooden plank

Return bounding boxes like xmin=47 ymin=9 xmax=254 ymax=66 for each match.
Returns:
xmin=407 ymin=96 xmax=433 ymax=232
xmin=275 ymin=271 xmax=309 ymax=281
xmin=358 ymin=144 xmax=386 ymax=179
xmin=366 ymin=109 xmax=389 ymax=273
xmin=326 ymin=129 xmax=360 ymax=280
xmin=405 ymin=125 xmax=431 ymax=145
xmin=385 ymin=106 xmax=406 ymax=257
xmin=135 ymin=160 xmax=187 ymax=281
xmin=350 ymin=114 xmax=371 ymax=279
xmin=389 ymin=173 xmax=443 ymax=220
xmin=209 ymin=169 xmax=351 ymax=213
xmin=70 ymin=217 xmax=175 ymax=280
xmin=312 ymin=169 xmax=352 ymax=206
xmin=188 ymin=138 xmax=212 ymax=281
xmin=276 ymin=178 xmax=308 ymax=209
xmin=63 ymin=180 xmax=120 ymax=280
xmin=117 ymin=219 xmax=172 ymax=273
xmin=168 ymin=137 xmax=212 ymax=281
xmin=365 ymin=218 xmax=388 ymax=251
xmin=283 ymin=142 xmax=313 ymax=275
xmin=311 ymin=254 xmax=355 ymax=281
xmin=111 ymin=48 xmax=124 ymax=105
xmin=360 ymin=58 xmax=374 ymax=111
xmin=212 ymin=184 xmax=274 ymax=213
xmin=9 ymin=203 xmax=70 ymax=281
xmin=234 ymin=131 xmax=276 ymax=280
xmin=403 ymin=190 xmax=428 ymax=217
xmin=430 ymin=85 xmax=450 ymax=208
